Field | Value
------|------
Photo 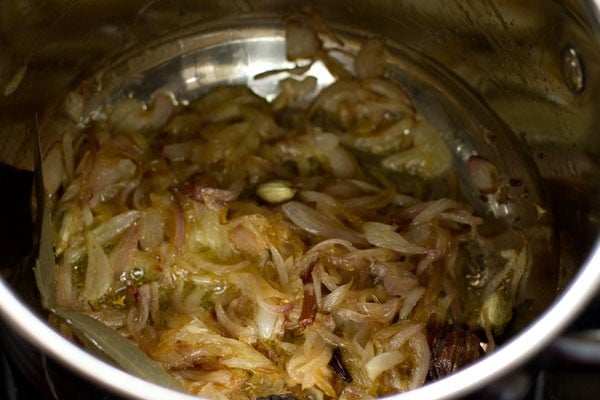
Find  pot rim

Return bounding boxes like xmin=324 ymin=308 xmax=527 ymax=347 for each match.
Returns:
xmin=1 ymin=241 xmax=599 ymax=400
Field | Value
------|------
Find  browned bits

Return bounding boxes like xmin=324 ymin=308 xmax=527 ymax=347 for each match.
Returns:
xmin=430 ymin=326 xmax=482 ymax=379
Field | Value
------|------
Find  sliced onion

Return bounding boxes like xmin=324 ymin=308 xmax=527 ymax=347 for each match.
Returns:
xmin=371 ymin=264 xmax=419 ymax=297
xmin=109 ymin=93 xmax=175 ymax=134
xmin=147 ymin=92 xmax=176 ymax=130
xmin=341 ymin=187 xmax=396 ymax=210
xmin=127 ymin=284 xmax=150 ymax=339
xmin=363 ymin=222 xmax=429 ymax=255
xmin=180 ymin=368 xmax=249 ymax=394
xmin=174 ymin=200 xmax=186 ymax=252
xmin=285 ymin=20 xmax=322 ymax=60
xmin=281 ymin=201 xmax=366 ymax=246
xmin=109 ymin=224 xmax=138 ymax=279
xmin=286 ymin=331 xmax=336 ymax=397
xmin=399 ymin=286 xmax=425 ymax=319
xmin=154 ymin=320 xmax=278 ymax=373
xmin=311 ymin=267 xmax=323 ymax=308
xmin=304 ymin=238 xmax=355 ymax=258
xmin=326 ymin=146 xmax=357 ymax=178
xmin=61 ymin=128 xmax=75 ymax=179
xmin=299 ymin=190 xmax=338 ymax=207
xmin=139 ymin=208 xmax=164 ymax=252
xmin=355 ymin=37 xmax=386 ymax=79
xmin=195 ymin=384 xmax=229 ymax=400
xmin=55 ymin=263 xmax=73 ymax=308
xmin=199 ymin=188 xmax=235 ymax=210
xmin=65 ymin=210 xmax=140 ymax=266
xmin=149 ymin=281 xmax=160 ymax=327
xmin=227 ymin=272 xmax=291 ymax=314
xmin=320 ymin=180 xmax=365 ymax=199
xmin=163 ymin=142 xmax=194 ymax=162
xmin=54 ymin=202 xmax=84 ymax=256
xmin=184 ymin=253 xmax=249 ymax=276
xmin=411 ymin=198 xmax=458 ymax=226
xmin=389 ymin=323 xmax=425 ymax=350
xmin=82 ymin=231 xmax=112 ymax=301
xmin=269 ymin=244 xmax=289 ymax=286
xmin=88 ymin=157 xmax=137 ymax=207
xmin=407 ymin=332 xmax=431 ymax=389
xmin=93 ymin=210 xmax=141 ymax=245
xmin=362 ymin=79 xmax=414 ymax=111
xmin=438 ymin=209 xmax=483 ymax=230
xmin=43 ymin=142 xmax=64 ymax=197
xmin=342 ymin=118 xmax=414 ymax=156
xmin=64 ymin=90 xmax=84 ymax=122
xmin=229 ymin=222 xmax=268 ymax=256
xmin=313 ymin=262 xmax=343 ymax=292
xmin=365 ymin=351 xmax=406 ymax=382
xmin=505 ymin=246 xmax=529 ymax=300
xmin=334 ymin=308 xmax=371 ymax=324
xmin=215 ymin=301 xmax=257 ymax=342
xmin=254 ymin=302 xmax=284 ymax=341
xmin=358 ymin=298 xmax=401 ymax=324
xmin=322 ymin=281 xmax=352 ymax=312
xmin=272 ymin=76 xmax=318 ymax=110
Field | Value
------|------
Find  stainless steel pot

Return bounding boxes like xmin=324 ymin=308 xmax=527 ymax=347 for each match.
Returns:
xmin=0 ymin=1 xmax=599 ymax=399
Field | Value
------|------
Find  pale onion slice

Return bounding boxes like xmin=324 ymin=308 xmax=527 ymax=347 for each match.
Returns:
xmin=42 ymin=142 xmax=64 ymax=197
xmin=65 ymin=211 xmax=140 ymax=285
xmin=139 ymin=208 xmax=165 ymax=252
xmin=407 ymin=332 xmax=431 ymax=389
xmin=82 ymin=231 xmax=112 ymax=301
xmin=93 ymin=210 xmax=141 ymax=245
xmin=281 ymin=201 xmax=365 ymax=246
xmin=108 ymin=225 xmax=138 ymax=279
xmin=285 ymin=20 xmax=322 ymax=60
xmin=389 ymin=323 xmax=425 ymax=350
xmin=322 ymin=281 xmax=353 ymax=312
xmin=355 ymin=37 xmax=386 ymax=79
xmin=363 ymin=222 xmax=429 ymax=255
xmin=365 ymin=351 xmax=406 ymax=382
xmin=411 ymin=198 xmax=458 ymax=226
xmin=399 ymin=286 xmax=426 ymax=319
xmin=214 ymin=301 xmax=257 ymax=343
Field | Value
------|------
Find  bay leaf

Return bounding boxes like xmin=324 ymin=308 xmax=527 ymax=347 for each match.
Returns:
xmin=33 ymin=121 xmax=56 ymax=309
xmin=53 ymin=308 xmax=184 ymax=392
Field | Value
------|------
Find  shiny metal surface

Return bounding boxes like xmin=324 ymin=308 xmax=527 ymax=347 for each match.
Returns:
xmin=0 ymin=1 xmax=599 ymax=399
xmin=74 ymin=15 xmax=558 ymax=332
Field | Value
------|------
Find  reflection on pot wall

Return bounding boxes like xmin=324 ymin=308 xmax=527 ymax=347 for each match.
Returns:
xmin=1 ymin=0 xmax=598 ymax=271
